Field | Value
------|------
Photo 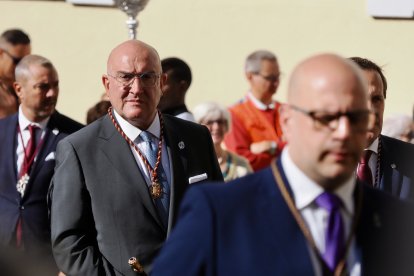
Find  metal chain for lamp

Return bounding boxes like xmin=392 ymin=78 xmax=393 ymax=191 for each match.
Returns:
xmin=114 ymin=0 xmax=150 ymax=39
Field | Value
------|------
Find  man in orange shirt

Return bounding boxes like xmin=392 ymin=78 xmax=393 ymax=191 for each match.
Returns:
xmin=224 ymin=50 xmax=283 ymax=171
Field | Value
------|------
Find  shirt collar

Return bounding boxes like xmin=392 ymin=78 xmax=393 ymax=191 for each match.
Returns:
xmin=281 ymin=147 xmax=355 ymax=215
xmin=247 ymin=91 xmax=275 ymax=110
xmin=366 ymin=137 xmax=379 ymax=154
xmin=18 ymin=105 xmax=49 ymax=131
xmin=113 ymin=109 xmax=161 ymax=142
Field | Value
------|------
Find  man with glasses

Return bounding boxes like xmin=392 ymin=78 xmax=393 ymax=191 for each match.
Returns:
xmin=0 ymin=29 xmax=31 ymax=119
xmin=0 ymin=55 xmax=83 ymax=275
xmin=50 ymin=40 xmax=223 ymax=275
xmin=152 ymin=54 xmax=414 ymax=275
xmin=350 ymin=57 xmax=414 ymax=200
xmin=224 ymin=50 xmax=284 ymax=171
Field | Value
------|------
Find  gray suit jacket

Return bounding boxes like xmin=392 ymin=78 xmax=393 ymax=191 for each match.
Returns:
xmin=50 ymin=113 xmax=223 ymax=276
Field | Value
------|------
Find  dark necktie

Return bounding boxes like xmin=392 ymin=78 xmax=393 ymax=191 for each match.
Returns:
xmin=357 ymin=150 xmax=373 ymax=186
xmin=315 ymin=192 xmax=345 ymax=272
xmin=139 ymin=131 xmax=170 ymax=227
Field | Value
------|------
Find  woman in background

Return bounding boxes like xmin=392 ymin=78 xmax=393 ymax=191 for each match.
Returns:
xmin=194 ymin=102 xmax=253 ymax=181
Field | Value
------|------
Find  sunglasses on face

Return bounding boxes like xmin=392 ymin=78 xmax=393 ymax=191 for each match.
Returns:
xmin=1 ymin=48 xmax=23 ymax=65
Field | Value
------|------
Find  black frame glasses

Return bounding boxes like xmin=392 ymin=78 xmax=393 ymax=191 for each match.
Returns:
xmin=108 ymin=71 xmax=160 ymax=87
xmin=289 ymin=104 xmax=375 ymax=132
xmin=1 ymin=48 xmax=23 ymax=65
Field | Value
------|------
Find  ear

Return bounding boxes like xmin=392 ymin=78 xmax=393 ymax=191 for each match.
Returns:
xmin=279 ymin=104 xmax=291 ymax=137
xmin=245 ymin=72 xmax=254 ymax=81
xmin=14 ymin=81 xmax=23 ymax=100
xmin=102 ymin=74 xmax=110 ymax=91
xmin=160 ymin=73 xmax=167 ymax=92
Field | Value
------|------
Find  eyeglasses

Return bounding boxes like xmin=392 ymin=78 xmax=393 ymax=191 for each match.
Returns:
xmin=33 ymin=81 xmax=59 ymax=93
xmin=289 ymin=104 xmax=375 ymax=132
xmin=202 ymin=119 xmax=227 ymax=127
xmin=253 ymin=73 xmax=281 ymax=83
xmin=108 ymin=71 xmax=160 ymax=87
xmin=1 ymin=48 xmax=23 ymax=65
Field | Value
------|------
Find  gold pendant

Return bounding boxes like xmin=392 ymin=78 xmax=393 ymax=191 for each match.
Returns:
xmin=150 ymin=181 xmax=162 ymax=199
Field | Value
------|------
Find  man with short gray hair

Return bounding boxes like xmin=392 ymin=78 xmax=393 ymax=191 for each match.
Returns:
xmin=224 ymin=50 xmax=284 ymax=171
xmin=0 ymin=54 xmax=83 ymax=275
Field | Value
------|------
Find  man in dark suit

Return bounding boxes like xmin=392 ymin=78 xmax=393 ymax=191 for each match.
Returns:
xmin=49 ymin=40 xmax=223 ymax=276
xmin=350 ymin=57 xmax=414 ymax=200
xmin=0 ymin=54 xmax=83 ymax=275
xmin=152 ymin=54 xmax=414 ymax=275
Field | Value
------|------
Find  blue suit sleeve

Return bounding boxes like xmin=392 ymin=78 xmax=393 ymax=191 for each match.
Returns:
xmin=152 ymin=185 xmax=215 ymax=276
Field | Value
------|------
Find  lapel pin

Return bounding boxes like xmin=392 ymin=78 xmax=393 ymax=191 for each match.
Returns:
xmin=391 ymin=163 xmax=396 ymax=169
xmin=178 ymin=141 xmax=185 ymax=150
xmin=52 ymin=128 xmax=59 ymax=135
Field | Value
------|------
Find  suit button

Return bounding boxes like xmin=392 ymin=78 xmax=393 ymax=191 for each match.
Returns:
xmin=20 ymin=206 xmax=24 ymax=210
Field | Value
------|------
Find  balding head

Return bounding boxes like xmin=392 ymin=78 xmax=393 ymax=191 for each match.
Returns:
xmin=107 ymin=40 xmax=161 ymax=75
xmin=280 ymin=53 xmax=372 ymax=190
xmin=288 ymin=54 xmax=367 ymax=106
xmin=102 ymin=40 xmax=166 ymax=129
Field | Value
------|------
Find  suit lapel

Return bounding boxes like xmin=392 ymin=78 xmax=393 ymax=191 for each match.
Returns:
xmin=99 ymin=115 xmax=164 ymax=230
xmin=3 ymin=115 xmax=19 ymax=195
xmin=263 ymin=159 xmax=316 ymax=275
xmin=379 ymin=136 xmax=408 ymax=197
xmin=162 ymin=116 xmax=188 ymax=229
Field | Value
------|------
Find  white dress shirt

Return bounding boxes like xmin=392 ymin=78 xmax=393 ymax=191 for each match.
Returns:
xmin=16 ymin=106 xmax=49 ymax=175
xmin=281 ymin=148 xmax=361 ymax=276
xmin=246 ymin=91 xmax=276 ymax=110
xmin=113 ymin=110 xmax=172 ymax=187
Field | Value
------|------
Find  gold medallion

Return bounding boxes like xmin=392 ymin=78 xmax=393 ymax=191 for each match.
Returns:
xmin=150 ymin=181 xmax=163 ymax=199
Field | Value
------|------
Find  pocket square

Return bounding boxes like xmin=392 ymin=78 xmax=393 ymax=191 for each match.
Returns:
xmin=188 ymin=173 xmax=208 ymax=184
xmin=45 ymin=152 xmax=55 ymax=161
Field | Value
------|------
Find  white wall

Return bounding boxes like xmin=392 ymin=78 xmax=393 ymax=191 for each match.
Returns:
xmin=1 ymin=0 xmax=413 ymax=123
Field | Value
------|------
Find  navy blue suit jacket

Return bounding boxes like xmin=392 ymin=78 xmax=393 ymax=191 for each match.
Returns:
xmin=0 ymin=112 xmax=82 ymax=261
xmin=378 ymin=135 xmax=414 ymax=200
xmin=152 ymin=159 xmax=414 ymax=276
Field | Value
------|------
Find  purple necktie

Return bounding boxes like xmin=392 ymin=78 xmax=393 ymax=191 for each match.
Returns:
xmin=315 ymin=192 xmax=345 ymax=272
xmin=357 ymin=150 xmax=373 ymax=186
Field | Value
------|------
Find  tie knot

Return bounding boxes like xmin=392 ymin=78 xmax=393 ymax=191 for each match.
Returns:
xmin=315 ymin=192 xmax=343 ymax=212
xmin=139 ymin=131 xmax=154 ymax=143
xmin=359 ymin=150 xmax=372 ymax=164
xmin=28 ymin=124 xmax=38 ymax=133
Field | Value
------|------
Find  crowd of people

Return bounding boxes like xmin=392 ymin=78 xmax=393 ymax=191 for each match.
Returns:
xmin=0 ymin=27 xmax=414 ymax=276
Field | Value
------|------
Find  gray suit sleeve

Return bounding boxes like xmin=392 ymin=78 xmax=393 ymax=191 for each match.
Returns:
xmin=50 ymin=139 xmax=111 ymax=275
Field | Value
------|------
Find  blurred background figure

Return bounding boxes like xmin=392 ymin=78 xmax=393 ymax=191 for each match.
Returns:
xmin=86 ymin=99 xmax=111 ymax=124
xmin=224 ymin=50 xmax=284 ymax=171
xmin=194 ymin=102 xmax=252 ymax=182
xmin=0 ymin=29 xmax=31 ymax=119
xmin=382 ymin=114 xmax=413 ymax=143
xmin=158 ymin=57 xmax=195 ymax=122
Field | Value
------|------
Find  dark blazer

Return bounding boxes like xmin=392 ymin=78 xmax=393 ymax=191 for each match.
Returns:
xmin=50 ymin=113 xmax=223 ymax=276
xmin=152 ymin=159 xmax=414 ymax=276
xmin=0 ymin=111 xmax=83 ymax=273
xmin=378 ymin=135 xmax=414 ymax=200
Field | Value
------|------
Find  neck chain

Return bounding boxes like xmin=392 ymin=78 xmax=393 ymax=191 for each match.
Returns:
xmin=108 ymin=107 xmax=164 ymax=199
xmin=373 ymin=136 xmax=382 ymax=188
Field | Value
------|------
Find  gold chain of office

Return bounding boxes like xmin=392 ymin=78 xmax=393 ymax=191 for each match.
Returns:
xmin=108 ymin=106 xmax=164 ymax=199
